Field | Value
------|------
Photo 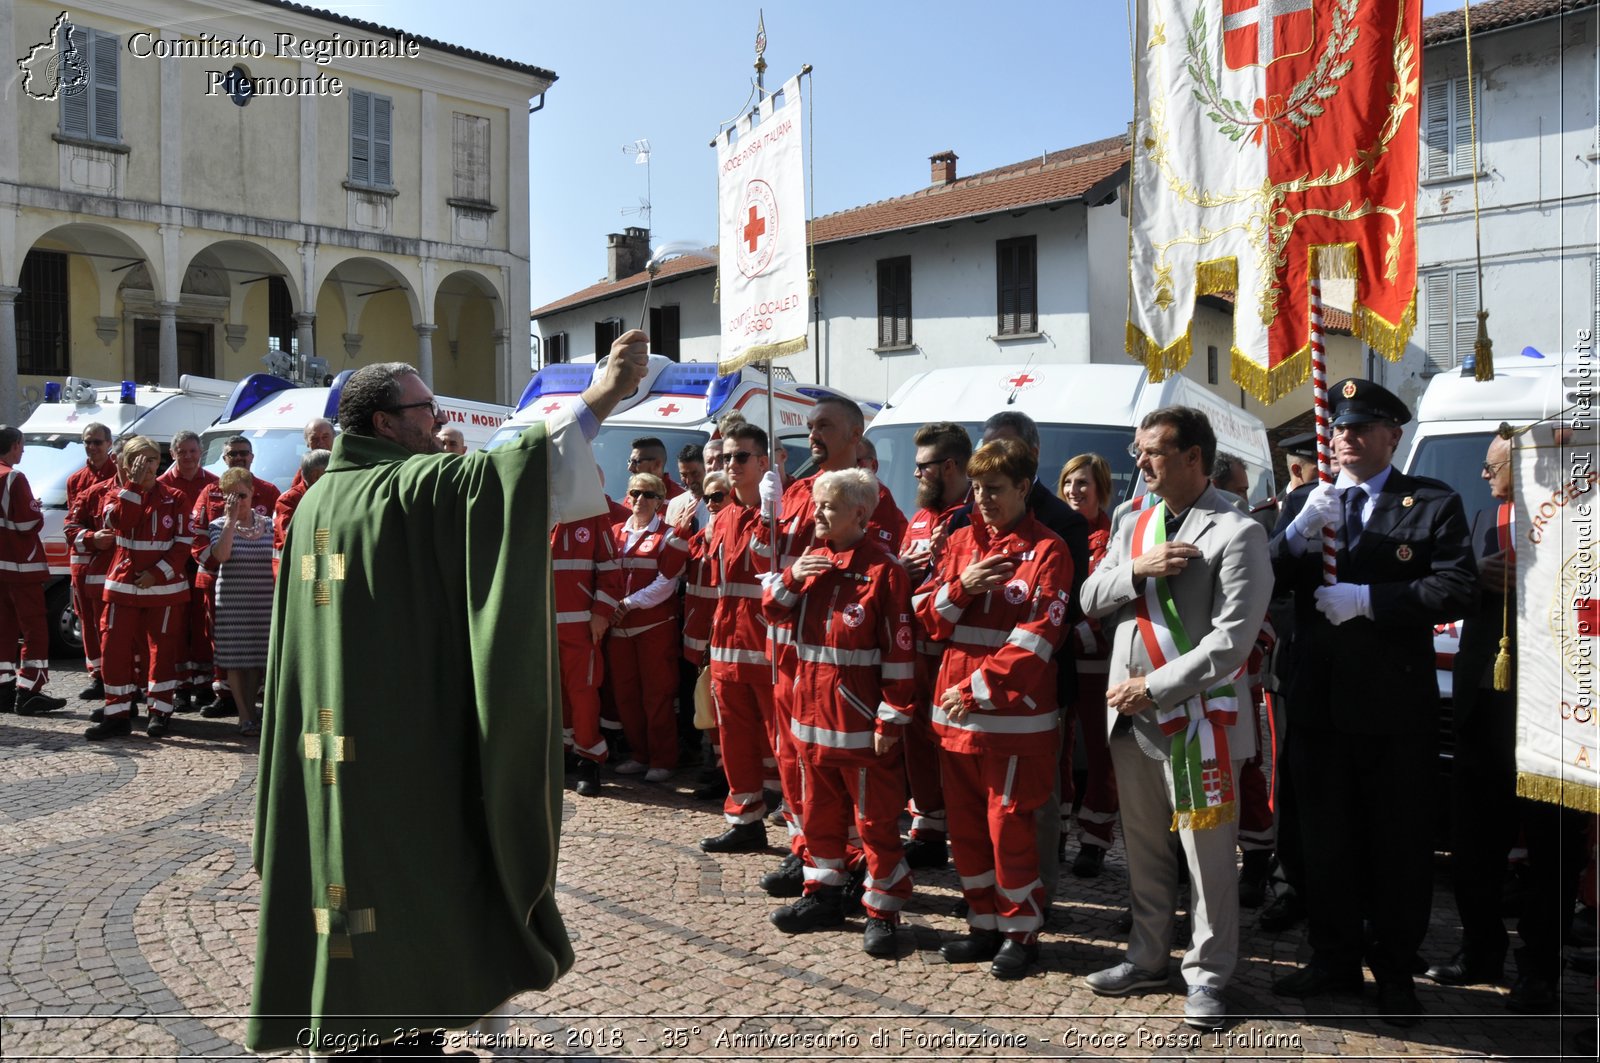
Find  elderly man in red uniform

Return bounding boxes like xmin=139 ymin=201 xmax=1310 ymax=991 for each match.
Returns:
xmin=190 ymin=435 xmax=280 ymax=716
xmin=687 ymin=421 xmax=782 ymax=853
xmin=155 ymin=430 xmax=218 ymax=712
xmin=552 ymin=490 xmax=623 ymax=796
xmin=762 ymin=468 xmax=918 ymax=957
xmin=916 ymin=437 xmax=1073 ymax=981
xmin=86 ymin=436 xmax=195 ymax=740
xmin=272 ymin=449 xmax=330 ymax=577
xmin=64 ymin=422 xmax=115 ymax=699
xmin=1 ymin=427 xmax=68 ymax=716
xmin=898 ymin=420 xmax=974 ymax=871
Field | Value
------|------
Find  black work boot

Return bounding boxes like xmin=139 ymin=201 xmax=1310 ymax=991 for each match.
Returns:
xmin=940 ymin=928 xmax=1004 ymax=964
xmin=574 ymin=759 xmax=601 ymax=798
xmin=1238 ymin=849 xmax=1274 ymax=908
xmin=699 ymin=821 xmax=767 ymax=853
xmin=78 ymin=676 xmax=104 ymax=701
xmin=16 ymin=690 xmax=67 ymax=716
xmin=85 ymin=714 xmax=133 ymax=740
xmin=770 ymin=886 xmax=845 ymax=934
xmin=0 ymin=680 xmax=15 ymax=714
xmin=759 ymin=853 xmax=805 ymax=897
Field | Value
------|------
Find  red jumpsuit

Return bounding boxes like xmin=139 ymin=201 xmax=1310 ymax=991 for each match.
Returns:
xmin=900 ymin=501 xmax=968 ymax=845
xmin=65 ymin=459 xmax=116 ymax=680
xmin=0 ymin=464 xmax=52 ymax=693
xmin=64 ymin=477 xmax=120 ymax=682
xmin=763 ymin=539 xmax=918 ymax=919
xmin=681 ymin=515 xmax=722 ymax=767
xmin=769 ymin=475 xmax=909 ymax=849
xmin=684 ymin=503 xmax=779 ymax=825
xmin=607 ymin=516 xmax=689 ymax=770
xmin=272 ymin=472 xmax=310 ymax=579
xmin=101 ymin=480 xmax=194 ymax=720
xmin=1060 ymin=509 xmax=1119 ymax=849
xmin=551 ymin=513 xmax=622 ymax=763
xmin=191 ymin=477 xmax=280 ymax=695
xmin=156 ymin=465 xmax=218 ymax=694
xmin=915 ymin=511 xmax=1072 ymax=945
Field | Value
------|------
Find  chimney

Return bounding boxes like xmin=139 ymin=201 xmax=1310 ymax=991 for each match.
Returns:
xmin=929 ymin=151 xmax=958 ymax=186
xmin=606 ymin=226 xmax=651 ymax=282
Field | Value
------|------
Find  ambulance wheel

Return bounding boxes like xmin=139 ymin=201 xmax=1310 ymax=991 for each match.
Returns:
xmin=46 ymin=581 xmax=84 ymax=659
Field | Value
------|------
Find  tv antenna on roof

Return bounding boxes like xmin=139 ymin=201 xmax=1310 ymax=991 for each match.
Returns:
xmin=621 ymin=138 xmax=651 ymax=228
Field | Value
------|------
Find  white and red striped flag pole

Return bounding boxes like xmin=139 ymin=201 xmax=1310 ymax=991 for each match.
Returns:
xmin=1310 ymin=278 xmax=1337 ymax=586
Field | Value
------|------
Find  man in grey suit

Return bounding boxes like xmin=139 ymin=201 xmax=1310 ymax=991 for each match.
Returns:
xmin=1079 ymin=406 xmax=1272 ymax=1030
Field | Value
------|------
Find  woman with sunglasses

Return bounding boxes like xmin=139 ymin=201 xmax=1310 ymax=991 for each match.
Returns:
xmin=1055 ymin=453 xmax=1120 ymax=877
xmin=207 ymin=467 xmax=275 ymax=737
xmin=606 ymin=472 xmax=690 ymax=782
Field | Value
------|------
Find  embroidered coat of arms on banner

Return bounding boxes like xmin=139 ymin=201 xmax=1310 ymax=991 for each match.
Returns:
xmin=716 ymin=75 xmax=809 ymax=375
xmin=1128 ymin=0 xmax=1422 ymax=402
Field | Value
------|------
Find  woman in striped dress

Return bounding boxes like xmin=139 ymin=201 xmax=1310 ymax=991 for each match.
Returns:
xmin=208 ymin=467 xmax=275 ymax=736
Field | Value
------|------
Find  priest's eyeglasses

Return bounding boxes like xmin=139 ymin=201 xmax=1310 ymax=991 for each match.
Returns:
xmin=384 ymin=399 xmax=443 ymax=420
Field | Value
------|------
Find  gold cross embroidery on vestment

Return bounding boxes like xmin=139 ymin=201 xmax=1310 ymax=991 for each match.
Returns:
xmin=299 ymin=528 xmax=346 ymax=606
xmin=313 ymin=882 xmax=376 ymax=959
xmin=303 ymin=708 xmax=352 ymax=785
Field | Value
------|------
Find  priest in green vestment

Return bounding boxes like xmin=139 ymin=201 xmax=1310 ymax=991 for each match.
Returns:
xmin=248 ymin=332 xmax=650 ymax=1055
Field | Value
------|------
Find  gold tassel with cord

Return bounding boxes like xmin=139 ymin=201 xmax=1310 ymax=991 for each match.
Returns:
xmin=1473 ymin=308 xmax=1495 ymax=381
xmin=1493 ymin=636 xmax=1512 ymax=691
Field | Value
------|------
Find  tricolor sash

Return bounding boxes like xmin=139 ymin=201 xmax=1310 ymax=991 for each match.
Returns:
xmin=1131 ymin=501 xmax=1239 ymax=831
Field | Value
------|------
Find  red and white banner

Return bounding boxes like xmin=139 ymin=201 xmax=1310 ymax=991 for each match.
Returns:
xmin=716 ymin=74 xmax=808 ymax=374
xmin=1128 ymin=0 xmax=1421 ymax=403
xmin=1514 ymin=425 xmax=1600 ymax=813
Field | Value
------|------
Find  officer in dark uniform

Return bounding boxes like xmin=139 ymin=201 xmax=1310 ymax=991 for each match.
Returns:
xmin=1268 ymin=379 xmax=1477 ymax=1026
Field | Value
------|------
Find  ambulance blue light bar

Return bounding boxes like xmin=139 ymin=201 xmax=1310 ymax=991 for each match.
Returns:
xmin=706 ymin=371 xmax=741 ymax=418
xmin=119 ymin=381 xmax=137 ymax=404
xmin=43 ymin=382 xmax=61 ymax=403
xmin=651 ymin=362 xmax=719 ymax=396
xmin=218 ymin=374 xmax=297 ymax=423
xmin=324 ymin=370 xmax=356 ymax=420
xmin=516 ymin=364 xmax=597 ymax=412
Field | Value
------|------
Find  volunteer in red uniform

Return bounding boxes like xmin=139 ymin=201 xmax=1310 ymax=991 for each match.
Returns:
xmin=687 ymin=422 xmax=781 ymax=853
xmin=64 ymin=422 xmax=115 ymax=699
xmin=762 ymin=468 xmax=918 ymax=957
xmin=156 ymin=430 xmax=218 ymax=711
xmin=626 ymin=437 xmax=686 ymax=499
xmin=898 ymin=421 xmax=974 ymax=871
xmin=551 ymin=495 xmax=623 ymax=797
xmin=0 ymin=428 xmax=67 ymax=716
xmin=1056 ymin=453 xmax=1120 ymax=876
xmin=64 ymin=456 xmax=123 ymax=714
xmin=682 ymin=469 xmax=733 ymax=800
xmin=606 ymin=473 xmax=689 ymax=781
xmin=190 ymin=436 xmax=279 ymax=716
xmin=916 ymin=438 xmax=1073 ymax=980
xmin=272 ymin=449 xmax=330 ymax=578
xmin=86 ymin=436 xmax=195 ymax=740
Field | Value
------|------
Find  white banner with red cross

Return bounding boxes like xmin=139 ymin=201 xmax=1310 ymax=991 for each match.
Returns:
xmin=716 ymin=74 xmax=809 ymax=374
xmin=1514 ymin=427 xmax=1600 ymax=814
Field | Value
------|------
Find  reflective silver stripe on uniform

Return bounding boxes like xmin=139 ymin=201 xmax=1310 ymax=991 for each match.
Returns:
xmin=880 ymin=661 xmax=914 ymax=680
xmin=155 ymin=560 xmax=175 ymax=580
xmin=767 ymin=625 xmax=793 ymax=645
xmin=555 ymin=611 xmax=592 ymax=625
xmin=959 ymin=869 xmax=997 ymax=890
xmin=863 ymin=859 xmax=911 ymax=913
xmin=911 ymin=590 xmax=931 ymax=610
xmin=1000 ymin=754 xmax=1018 ymax=808
xmin=103 ymin=579 xmax=191 ymax=596
xmin=789 ymin=720 xmax=874 ymax=750
xmin=552 ymin=559 xmax=594 ymax=570
xmin=797 ymin=644 xmax=880 ymax=667
xmin=718 ymin=583 xmax=765 ymax=599
xmin=118 ymin=489 xmax=141 ymax=504
xmin=619 ymin=558 xmax=660 ymax=569
xmin=593 ymin=591 xmax=619 ymax=609
xmin=934 ymin=582 xmax=963 ymax=622
xmin=769 ymin=580 xmax=799 ymax=608
xmin=711 ymin=646 xmax=767 ymax=665
xmin=0 ymin=560 xmax=48 ymax=573
xmin=686 ymin=584 xmax=717 ymax=600
xmin=1006 ymin=627 xmax=1053 ymax=662
xmin=0 ymin=515 xmax=41 ymax=532
xmin=877 ymin=701 xmax=912 ymax=725
xmin=803 ymin=855 xmax=848 ymax=887
xmin=613 ymin=620 xmax=666 ymax=637
xmin=930 ymin=705 xmax=1060 ymax=735
xmin=997 ymin=911 xmax=1043 ymax=933
xmin=115 ymin=537 xmax=182 ymax=551
xmin=970 ymin=668 xmax=998 ymax=711
xmin=952 ymin=625 xmax=1007 ymax=648
xmin=683 ymin=635 xmax=708 ymax=653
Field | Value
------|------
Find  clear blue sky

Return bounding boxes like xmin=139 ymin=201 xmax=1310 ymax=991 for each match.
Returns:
xmin=320 ymin=0 xmax=1462 ymax=313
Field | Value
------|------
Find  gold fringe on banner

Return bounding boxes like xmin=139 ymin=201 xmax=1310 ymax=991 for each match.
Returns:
xmin=718 ymin=334 xmax=809 ymax=376
xmin=1127 ymin=321 xmax=1193 ymax=383
xmin=1352 ymin=290 xmax=1417 ymax=362
xmin=1312 ymin=243 xmax=1360 ymax=281
xmin=1232 ymin=344 xmax=1312 ymax=405
xmin=1171 ymin=801 xmax=1237 ymax=833
xmin=1517 ymin=771 xmax=1600 ymax=814
xmin=1194 ymin=257 xmax=1238 ymax=297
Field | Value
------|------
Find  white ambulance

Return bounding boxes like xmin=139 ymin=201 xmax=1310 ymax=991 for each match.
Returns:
xmin=863 ymin=363 xmax=1275 ymax=522
xmin=487 ymin=356 xmax=874 ymax=495
xmin=18 ymin=375 xmax=235 ymax=653
xmin=198 ymin=372 xmax=513 ymax=492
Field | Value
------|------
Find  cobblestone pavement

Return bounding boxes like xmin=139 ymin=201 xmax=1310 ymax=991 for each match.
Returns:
xmin=2 ymin=659 xmax=1596 ymax=1061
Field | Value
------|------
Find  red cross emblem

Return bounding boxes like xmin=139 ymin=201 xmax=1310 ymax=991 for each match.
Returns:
xmin=65 ymin=412 xmax=79 ymax=423
xmin=743 ymin=206 xmax=766 ymax=254
xmin=658 ymin=403 xmax=681 ymax=417
xmin=277 ymin=402 xmax=295 ymax=414
xmin=735 ymin=179 xmax=779 ymax=279
xmin=541 ymin=402 xmax=561 ymax=414
xmin=1223 ymin=0 xmax=1314 ymax=70
xmin=1007 ymin=373 xmax=1036 ymax=388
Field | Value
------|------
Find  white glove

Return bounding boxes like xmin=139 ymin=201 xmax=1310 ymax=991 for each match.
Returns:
xmin=759 ymin=470 xmax=782 ymax=518
xmin=1290 ymin=482 xmax=1343 ymax=542
xmin=1314 ymin=582 xmax=1372 ymax=626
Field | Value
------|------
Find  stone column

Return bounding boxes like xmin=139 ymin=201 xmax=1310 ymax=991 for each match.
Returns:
xmin=0 ymin=286 xmax=20 ymax=424
xmin=157 ymin=300 xmax=179 ymax=387
xmin=414 ymin=323 xmax=437 ymax=388
xmin=294 ymin=311 xmax=316 ymax=369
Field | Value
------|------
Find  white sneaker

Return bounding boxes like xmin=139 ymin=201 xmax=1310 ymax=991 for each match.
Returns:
xmin=614 ymin=760 xmax=647 ymax=775
xmin=644 ymin=767 xmax=672 ymax=783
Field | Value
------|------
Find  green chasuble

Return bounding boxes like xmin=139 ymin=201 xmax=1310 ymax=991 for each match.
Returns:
xmin=247 ymin=422 xmax=574 ymax=1052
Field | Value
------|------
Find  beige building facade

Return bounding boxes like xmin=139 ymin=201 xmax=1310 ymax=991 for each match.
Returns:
xmin=0 ymin=0 xmax=553 ymax=422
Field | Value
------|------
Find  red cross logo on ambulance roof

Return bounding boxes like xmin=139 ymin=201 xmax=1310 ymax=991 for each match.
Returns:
xmin=542 ymin=402 xmax=562 ymax=414
xmin=658 ymin=403 xmax=681 ymax=417
xmin=1223 ymin=0 xmax=1314 ymax=70
xmin=1000 ymin=371 xmax=1040 ymax=393
xmin=277 ymin=402 xmax=296 ymax=415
